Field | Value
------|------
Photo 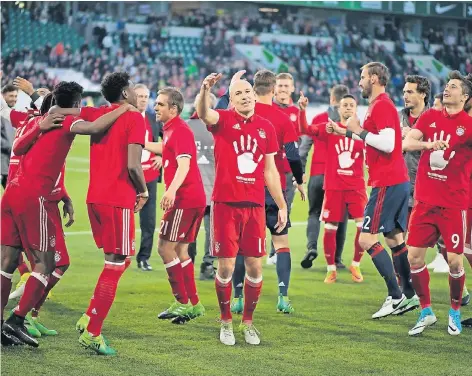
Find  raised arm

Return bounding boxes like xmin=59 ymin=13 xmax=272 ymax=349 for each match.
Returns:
xmin=197 ymin=73 xmax=222 ymax=126
xmin=13 ymin=114 xmax=64 ymax=155
xmin=70 ymin=104 xmax=136 ymax=135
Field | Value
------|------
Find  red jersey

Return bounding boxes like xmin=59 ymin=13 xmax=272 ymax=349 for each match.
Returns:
xmin=209 ymin=109 xmax=279 ymax=206
xmin=12 ymin=115 xmax=77 ymax=197
xmin=80 ymin=105 xmax=146 ymax=209
xmin=308 ymin=112 xmax=328 ymax=176
xmin=7 ymin=111 xmax=30 ymax=183
xmin=306 ymin=122 xmax=365 ymax=191
xmin=162 ymin=116 xmax=206 ymax=209
xmin=254 ymin=102 xmax=298 ymax=190
xmin=414 ymin=108 xmax=472 ymax=209
xmin=141 ymin=114 xmax=160 ymax=183
xmin=362 ymin=93 xmax=409 ymax=187
xmin=274 ymin=102 xmax=301 ymax=137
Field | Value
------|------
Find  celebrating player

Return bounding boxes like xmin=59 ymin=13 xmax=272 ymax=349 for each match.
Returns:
xmin=1 ymin=81 xmax=132 ymax=347
xmin=299 ymin=93 xmax=366 ymax=283
xmin=300 ymin=85 xmax=350 ymax=270
xmin=331 ymin=62 xmax=417 ymax=318
xmin=404 ymin=71 xmax=472 ymax=336
xmin=196 ymin=73 xmax=287 ymax=346
xmin=145 ymin=87 xmax=206 ymax=324
xmin=228 ymin=69 xmax=304 ymax=315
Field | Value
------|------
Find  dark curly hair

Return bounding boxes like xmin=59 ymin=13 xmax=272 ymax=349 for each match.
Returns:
xmin=53 ymin=81 xmax=83 ymax=108
xmin=101 ymin=72 xmax=130 ymax=103
xmin=405 ymin=75 xmax=431 ymax=105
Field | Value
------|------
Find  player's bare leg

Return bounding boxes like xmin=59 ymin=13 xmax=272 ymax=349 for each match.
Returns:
xmin=1 ymin=245 xmax=23 ymax=346
xmin=216 ymin=257 xmax=236 ymax=345
xmin=408 ymin=246 xmax=437 ymax=335
xmin=156 ymin=239 xmax=193 ymax=321
xmin=349 ymin=219 xmax=365 ymax=282
xmin=78 ymin=253 xmax=127 ymax=355
xmin=3 ymin=249 xmax=55 ymax=347
xmin=240 ymin=256 xmax=262 ymax=345
xmin=172 ymin=242 xmax=205 ymax=323
xmin=272 ymin=234 xmax=294 ymax=313
xmin=358 ymin=232 xmax=406 ymax=318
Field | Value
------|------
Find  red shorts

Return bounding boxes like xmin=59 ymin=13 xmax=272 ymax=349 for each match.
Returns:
xmin=210 ymin=202 xmax=266 ymax=258
xmin=321 ymin=189 xmax=367 ymax=223
xmin=465 ymin=208 xmax=472 ymax=248
xmin=1 ymin=185 xmax=56 ymax=252
xmin=407 ymin=201 xmax=466 ymax=255
xmin=49 ymin=203 xmax=69 ymax=267
xmin=159 ymin=207 xmax=205 ymax=243
xmin=87 ymin=203 xmax=135 ymax=256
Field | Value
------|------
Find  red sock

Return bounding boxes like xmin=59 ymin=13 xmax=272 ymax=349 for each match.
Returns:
xmin=215 ymin=274 xmax=232 ymax=322
xmin=410 ymin=264 xmax=431 ymax=309
xmin=323 ymin=226 xmax=337 ymax=267
xmin=164 ymin=258 xmax=188 ymax=304
xmin=14 ymin=272 xmax=48 ymax=317
xmin=449 ymin=268 xmax=465 ymax=311
xmin=181 ymin=258 xmax=199 ymax=305
xmin=1 ymin=272 xmax=13 ymax=321
xmin=31 ymin=268 xmax=64 ymax=318
xmin=242 ymin=276 xmax=262 ymax=323
xmin=353 ymin=226 xmax=364 ymax=263
xmin=87 ymin=262 xmax=126 ymax=336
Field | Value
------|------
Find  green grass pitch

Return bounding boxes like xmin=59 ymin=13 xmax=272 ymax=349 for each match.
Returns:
xmin=2 ymin=135 xmax=471 ymax=376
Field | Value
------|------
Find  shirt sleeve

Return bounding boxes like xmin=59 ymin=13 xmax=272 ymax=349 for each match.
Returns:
xmin=265 ymin=122 xmax=279 ymax=155
xmin=413 ymin=109 xmax=433 ymax=136
xmin=80 ymin=106 xmax=102 ymax=122
xmin=127 ymin=113 xmax=146 ymax=146
xmin=174 ymin=126 xmax=196 ymax=159
xmin=10 ymin=111 xmax=29 ymax=128
xmin=207 ymin=109 xmax=227 ymax=134
xmin=371 ymin=101 xmax=398 ymax=132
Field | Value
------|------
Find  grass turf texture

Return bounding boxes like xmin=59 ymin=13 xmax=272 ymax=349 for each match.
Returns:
xmin=2 ymin=136 xmax=471 ymax=376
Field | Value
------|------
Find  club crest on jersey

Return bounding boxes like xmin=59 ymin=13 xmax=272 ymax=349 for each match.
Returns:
xmin=456 ymin=126 xmax=465 ymax=136
xmin=54 ymin=251 xmax=61 ymax=263
xmin=49 ymin=236 xmax=56 ymax=248
xmin=290 ymin=114 xmax=297 ymax=122
xmin=232 ymin=123 xmax=241 ymax=130
xmin=258 ymin=129 xmax=266 ymax=139
xmin=323 ymin=210 xmax=330 ymax=218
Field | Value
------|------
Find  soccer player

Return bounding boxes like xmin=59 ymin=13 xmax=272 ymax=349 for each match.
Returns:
xmin=1 ymin=81 xmax=132 ymax=347
xmin=299 ymin=93 xmax=366 ymax=283
xmin=228 ymin=70 xmax=304 ymax=315
xmin=62 ymin=73 xmax=147 ymax=355
xmin=331 ymin=62 xmax=417 ymax=318
xmin=273 ymin=73 xmax=302 ymax=212
xmin=404 ymin=71 xmax=472 ymax=336
xmin=134 ymin=83 xmax=161 ymax=272
xmin=144 ymin=87 xmax=206 ymax=324
xmin=300 ymin=85 xmax=349 ymax=270
xmin=196 ymin=73 xmax=287 ymax=346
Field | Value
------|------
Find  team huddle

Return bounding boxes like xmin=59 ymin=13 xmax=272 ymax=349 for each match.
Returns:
xmin=1 ymin=61 xmax=472 ymax=354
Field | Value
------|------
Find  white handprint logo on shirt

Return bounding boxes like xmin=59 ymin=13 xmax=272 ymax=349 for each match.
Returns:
xmin=233 ymin=134 xmax=263 ymax=174
xmin=428 ymin=131 xmax=455 ymax=171
xmin=335 ymin=138 xmax=360 ymax=169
